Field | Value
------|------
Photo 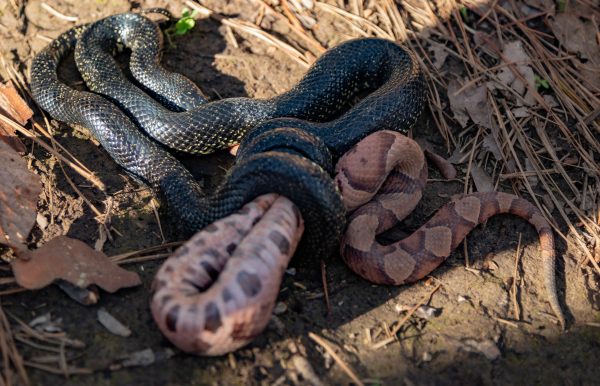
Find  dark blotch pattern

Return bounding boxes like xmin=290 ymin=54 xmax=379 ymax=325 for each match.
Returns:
xmin=269 ymin=229 xmax=290 ymax=254
xmin=222 ymin=288 xmax=233 ymax=302
xmin=204 ymin=302 xmax=223 ymax=332
xmin=183 ymin=278 xmax=209 ymax=293
xmin=237 ymin=270 xmax=262 ymax=297
xmin=160 ymin=294 xmax=173 ymax=306
xmin=226 ymin=242 xmax=237 ymax=255
xmin=173 ymin=245 xmax=189 ymax=258
xmin=200 ymin=261 xmax=220 ymax=281
xmin=204 ymin=223 xmax=218 ymax=233
xmin=203 ymin=248 xmax=221 ymax=259
xmin=166 ymin=305 xmax=180 ymax=332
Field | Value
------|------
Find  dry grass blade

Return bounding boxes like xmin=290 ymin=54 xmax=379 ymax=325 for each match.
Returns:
xmin=0 ymin=57 xmax=102 ymax=190
xmin=185 ymin=1 xmax=311 ymax=67
xmin=0 ymin=114 xmax=104 ymax=191
xmin=254 ymin=0 xmax=326 ymax=54
xmin=22 ymin=361 xmax=92 ymax=376
xmin=40 ymin=3 xmax=78 ymax=22
xmin=109 ymin=241 xmax=183 ymax=263
xmin=0 ymin=303 xmax=30 ymax=386
xmin=511 ymin=233 xmax=522 ymax=321
xmin=372 ymin=283 xmax=441 ymax=349
xmin=316 ymin=2 xmax=392 ymax=39
xmin=308 ymin=332 xmax=365 ymax=386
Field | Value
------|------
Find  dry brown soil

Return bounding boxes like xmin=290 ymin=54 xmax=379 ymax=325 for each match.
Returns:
xmin=1 ymin=0 xmax=600 ymax=385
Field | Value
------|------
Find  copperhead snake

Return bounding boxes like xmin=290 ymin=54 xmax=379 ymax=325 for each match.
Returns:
xmin=151 ymin=130 xmax=564 ymax=356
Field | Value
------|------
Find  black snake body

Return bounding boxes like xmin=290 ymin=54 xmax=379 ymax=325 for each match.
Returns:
xmin=30 ymin=12 xmax=425 ymax=262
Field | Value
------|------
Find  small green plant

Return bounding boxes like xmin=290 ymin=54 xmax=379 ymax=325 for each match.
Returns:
xmin=165 ymin=8 xmax=199 ymax=45
xmin=459 ymin=6 xmax=470 ymax=22
xmin=557 ymin=0 xmax=567 ymax=12
xmin=534 ymin=74 xmax=551 ymax=90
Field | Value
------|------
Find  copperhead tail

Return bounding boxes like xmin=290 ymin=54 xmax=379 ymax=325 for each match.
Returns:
xmin=335 ymin=130 xmax=565 ymax=329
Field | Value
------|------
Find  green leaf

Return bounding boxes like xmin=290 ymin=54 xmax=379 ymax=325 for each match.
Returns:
xmin=175 ymin=17 xmax=196 ymax=35
xmin=459 ymin=6 xmax=470 ymax=22
xmin=534 ymin=74 xmax=550 ymax=90
xmin=164 ymin=8 xmax=199 ymax=40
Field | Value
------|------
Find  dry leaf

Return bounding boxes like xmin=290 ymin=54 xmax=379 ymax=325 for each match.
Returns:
xmin=12 ymin=236 xmax=141 ymax=292
xmin=429 ymin=42 xmax=449 ymax=69
xmin=447 ymin=80 xmax=493 ymax=129
xmin=0 ymin=140 xmax=41 ymax=250
xmin=0 ymin=125 xmax=26 ymax=154
xmin=0 ymin=82 xmax=29 ymax=153
xmin=29 ymin=313 xmax=63 ymax=333
xmin=97 ymin=308 xmax=131 ymax=337
xmin=482 ymin=134 xmax=503 ymax=161
xmin=110 ymin=348 xmax=175 ymax=370
xmin=474 ymin=31 xmax=501 ymax=59
xmin=470 ymin=164 xmax=495 ymax=192
xmin=447 ymin=80 xmax=470 ymax=127
xmin=512 ymin=106 xmax=530 ymax=118
xmin=496 ymin=41 xmax=536 ymax=105
xmin=447 ymin=145 xmax=469 ymax=164
xmin=551 ymin=12 xmax=599 ymax=60
xmin=0 ymin=83 xmax=32 ymax=125
xmin=524 ymin=157 xmax=539 ymax=187
xmin=550 ymin=12 xmax=600 ymax=88
xmin=415 ymin=305 xmax=442 ymax=320
xmin=56 ymin=280 xmax=100 ymax=305
xmin=461 ymin=339 xmax=501 ymax=360
xmin=542 ymin=194 xmax=555 ymax=213
xmin=543 ymin=94 xmax=559 ymax=108
xmin=524 ymin=0 xmax=555 ymax=15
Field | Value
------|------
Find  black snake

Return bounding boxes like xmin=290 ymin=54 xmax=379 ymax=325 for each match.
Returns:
xmin=29 ymin=11 xmax=425 ymax=263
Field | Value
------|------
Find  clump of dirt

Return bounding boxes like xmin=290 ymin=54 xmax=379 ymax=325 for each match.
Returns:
xmin=1 ymin=0 xmax=599 ymax=385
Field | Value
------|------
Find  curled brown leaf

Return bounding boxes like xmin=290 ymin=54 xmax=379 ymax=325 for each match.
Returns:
xmin=0 ymin=140 xmax=41 ymax=251
xmin=12 ymin=236 xmax=141 ymax=293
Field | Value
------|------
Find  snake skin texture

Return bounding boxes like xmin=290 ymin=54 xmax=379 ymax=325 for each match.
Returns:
xmin=151 ymin=194 xmax=303 ymax=356
xmin=335 ymin=131 xmax=565 ymax=329
xmin=29 ymin=12 xmax=425 ymax=263
xmin=73 ymin=13 xmax=424 ymax=156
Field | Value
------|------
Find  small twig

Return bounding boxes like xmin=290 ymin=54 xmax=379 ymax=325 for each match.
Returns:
xmin=372 ymin=283 xmax=441 ymax=349
xmin=0 ymin=115 xmax=105 ymax=191
xmin=115 ymin=253 xmax=171 ymax=265
xmin=511 ymin=233 xmax=523 ymax=321
xmin=40 ymin=3 xmax=78 ymax=22
xmin=320 ymin=259 xmax=331 ymax=315
xmin=308 ymin=332 xmax=365 ymax=386
xmin=0 ymin=303 xmax=30 ymax=386
xmin=23 ymin=361 xmax=92 ymax=376
xmin=150 ymin=200 xmax=166 ymax=244
xmin=185 ymin=1 xmax=311 ymax=67
xmin=254 ymin=0 xmax=326 ymax=54
xmin=494 ymin=317 xmax=520 ymax=328
xmin=109 ymin=241 xmax=183 ymax=263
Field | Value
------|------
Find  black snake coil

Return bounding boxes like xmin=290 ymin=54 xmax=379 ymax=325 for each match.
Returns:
xmin=29 ymin=11 xmax=425 ymax=261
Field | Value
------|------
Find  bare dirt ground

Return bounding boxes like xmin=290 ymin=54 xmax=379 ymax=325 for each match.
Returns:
xmin=1 ymin=0 xmax=600 ymax=385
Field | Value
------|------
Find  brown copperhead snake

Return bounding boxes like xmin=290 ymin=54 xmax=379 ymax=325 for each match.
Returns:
xmin=151 ymin=130 xmax=564 ymax=356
